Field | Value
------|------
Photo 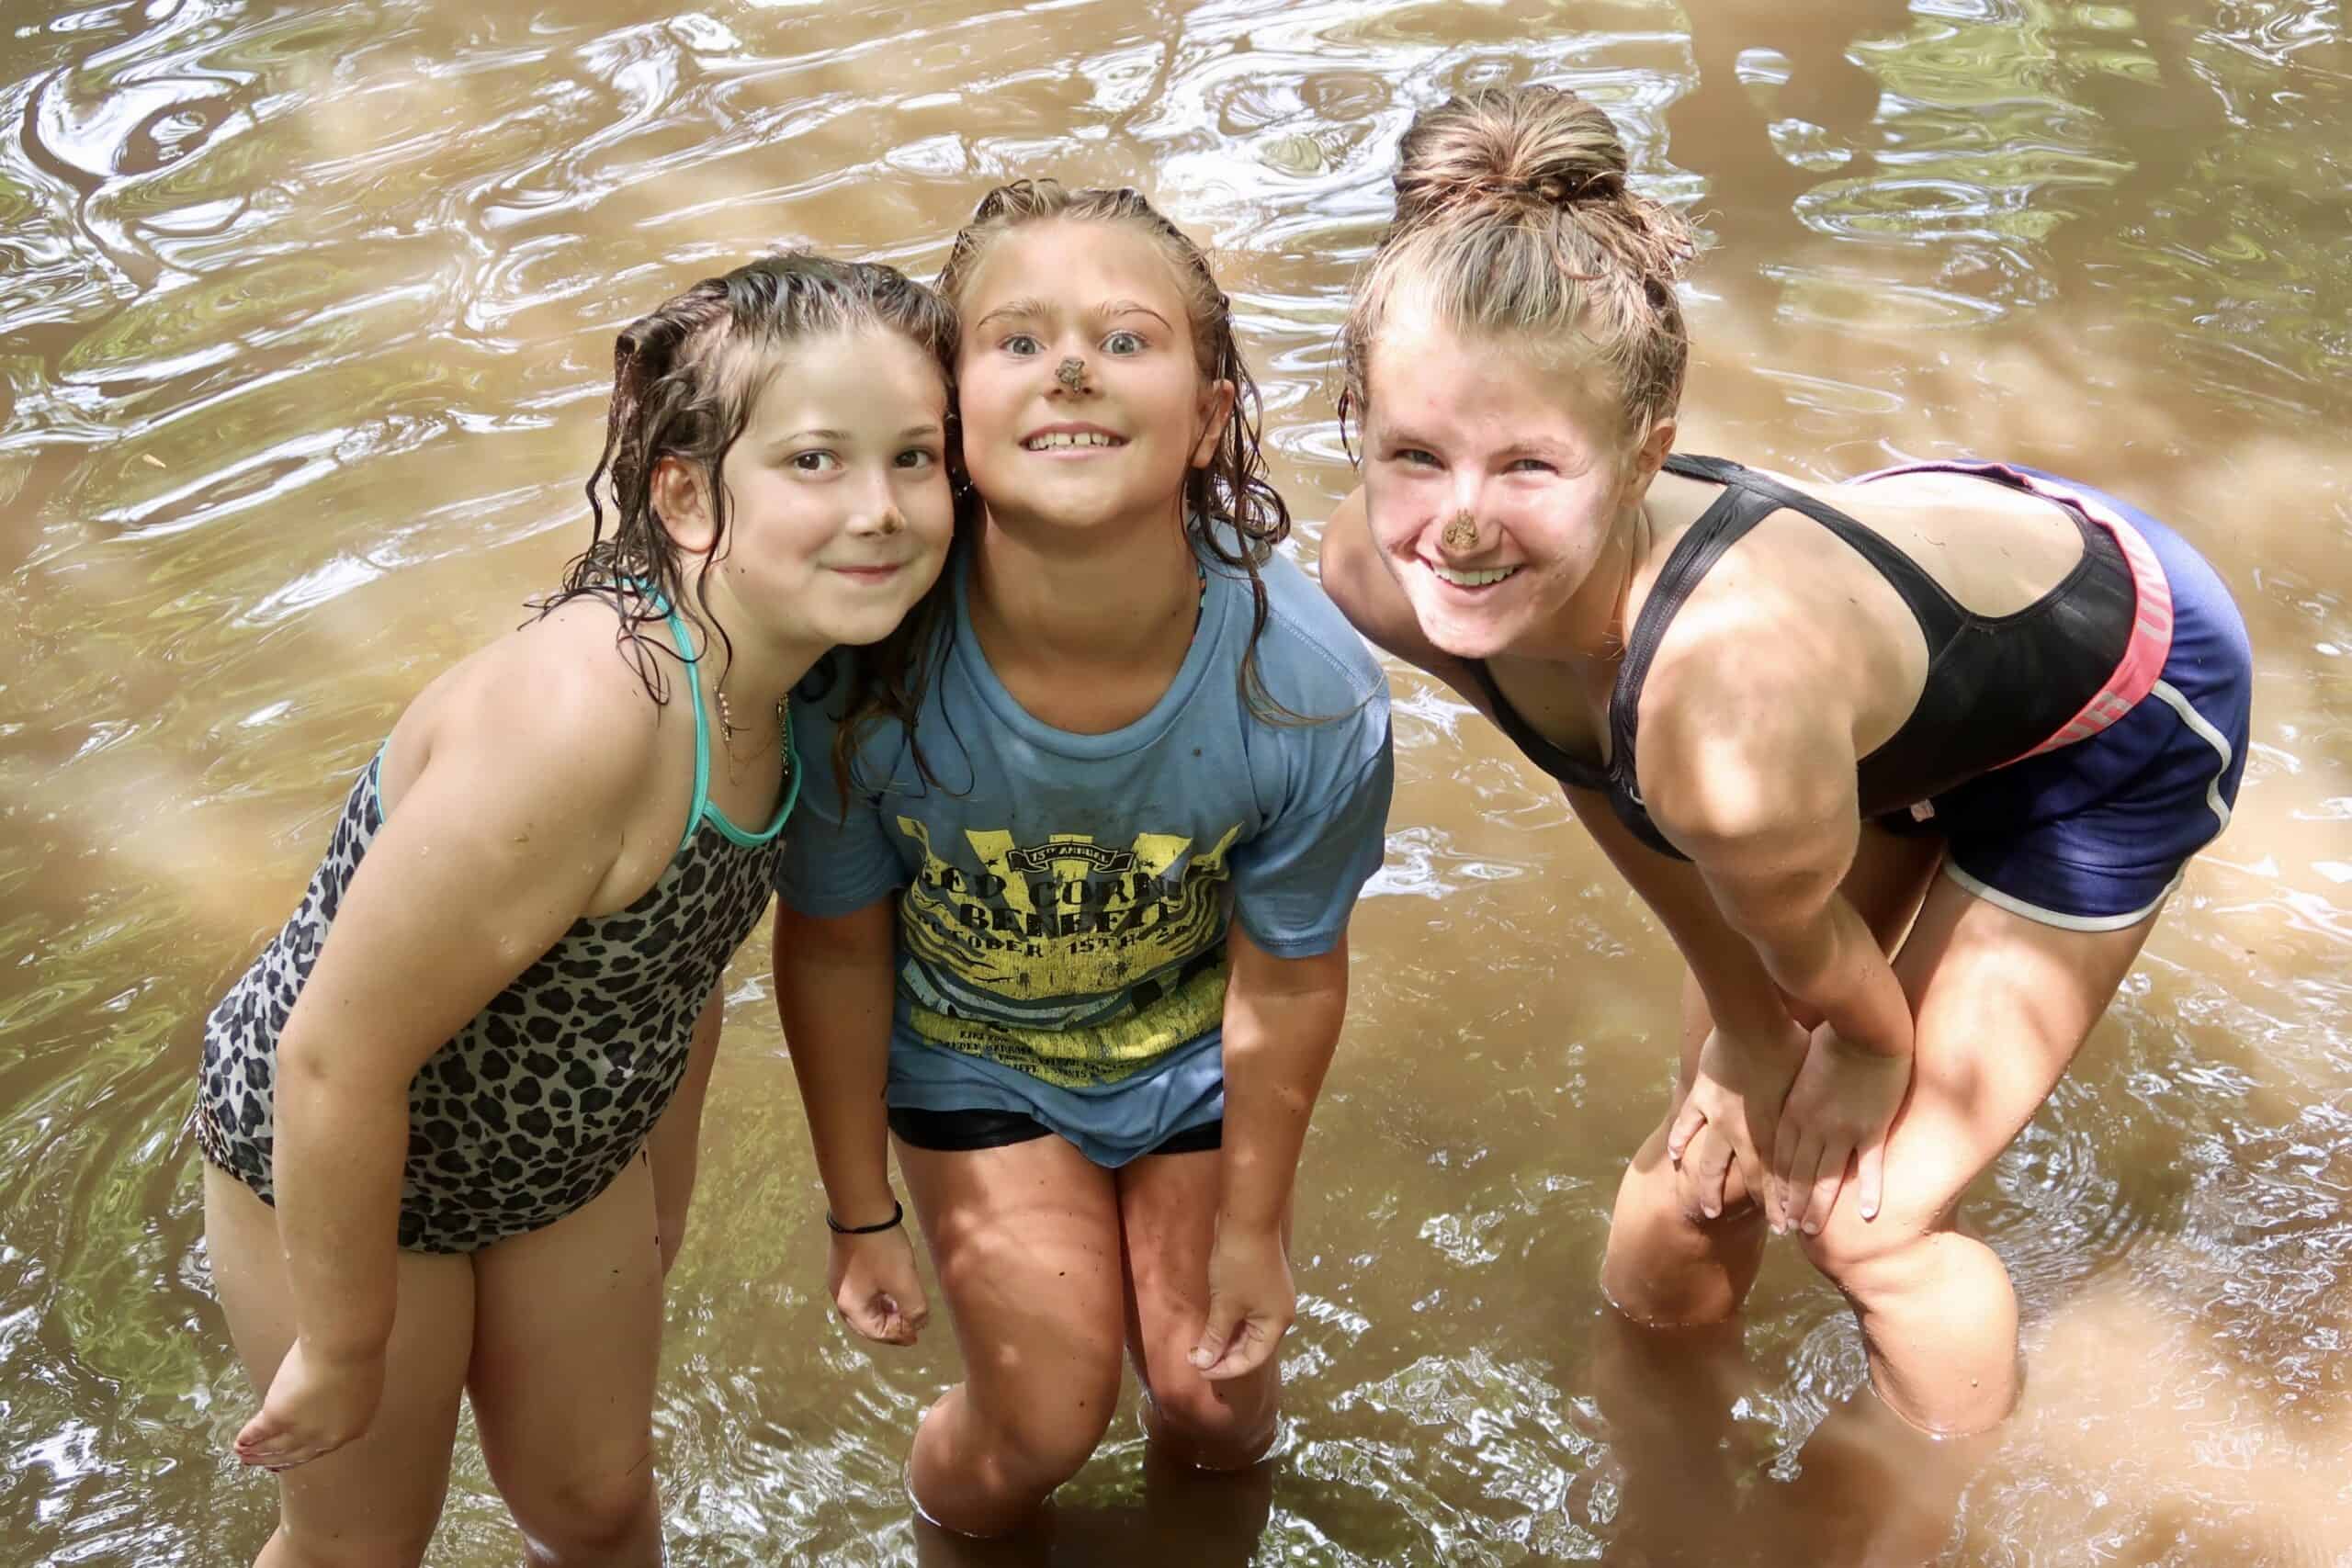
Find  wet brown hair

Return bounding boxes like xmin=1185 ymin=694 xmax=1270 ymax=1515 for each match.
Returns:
xmin=1340 ymin=85 xmax=1698 ymax=453
xmin=539 ymin=250 xmax=962 ymax=797
xmin=936 ymin=179 xmax=1306 ymax=723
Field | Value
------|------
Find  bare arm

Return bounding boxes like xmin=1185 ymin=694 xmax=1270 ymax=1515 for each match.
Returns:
xmin=1638 ymin=641 xmax=1916 ymax=1227
xmin=1217 ymin=924 xmax=1350 ymax=1235
xmin=244 ymin=658 xmax=646 ymax=1465
xmin=771 ymin=897 xmax=900 ymax=1229
xmin=1190 ymin=921 xmax=1350 ymax=1381
xmin=1638 ymin=657 xmax=1911 ymax=1065
xmin=772 ymin=894 xmax=927 ymax=1345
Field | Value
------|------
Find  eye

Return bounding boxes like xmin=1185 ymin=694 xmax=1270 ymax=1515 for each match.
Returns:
xmin=1000 ymin=333 xmax=1043 ymax=356
xmin=1390 ymin=447 xmax=1440 ymax=468
xmin=1506 ymin=457 xmax=1556 ymax=474
xmin=790 ymin=450 xmax=840 ymax=472
xmin=1102 ymin=329 xmax=1146 ymax=355
xmin=895 ymin=447 xmax=939 ymax=470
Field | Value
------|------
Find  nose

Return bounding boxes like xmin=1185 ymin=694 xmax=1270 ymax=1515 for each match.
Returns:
xmin=1436 ymin=477 xmax=1487 ymax=555
xmin=1049 ymin=354 xmax=1092 ymax=398
xmin=848 ymin=467 xmax=903 ymax=536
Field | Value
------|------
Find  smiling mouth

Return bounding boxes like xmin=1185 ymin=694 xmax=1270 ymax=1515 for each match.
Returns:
xmin=1427 ymin=560 xmax=1521 ymax=588
xmin=1022 ymin=430 xmax=1125 ymax=451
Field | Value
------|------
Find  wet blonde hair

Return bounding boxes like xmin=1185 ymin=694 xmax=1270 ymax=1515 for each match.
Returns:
xmin=1340 ymin=85 xmax=1698 ymax=450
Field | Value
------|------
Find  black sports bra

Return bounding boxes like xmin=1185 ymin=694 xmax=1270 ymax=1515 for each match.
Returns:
xmin=1465 ymin=453 xmax=2137 ymax=860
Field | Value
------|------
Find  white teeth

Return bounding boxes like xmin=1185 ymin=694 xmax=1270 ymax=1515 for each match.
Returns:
xmin=1023 ymin=431 xmax=1121 ymax=450
xmin=1430 ymin=562 xmax=1519 ymax=587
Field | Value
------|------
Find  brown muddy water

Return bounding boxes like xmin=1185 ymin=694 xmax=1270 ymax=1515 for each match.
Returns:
xmin=3 ymin=1 xmax=2348 ymax=1563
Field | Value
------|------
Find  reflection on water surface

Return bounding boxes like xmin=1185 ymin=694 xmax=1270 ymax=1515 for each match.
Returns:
xmin=2 ymin=1 xmax=2347 ymax=1562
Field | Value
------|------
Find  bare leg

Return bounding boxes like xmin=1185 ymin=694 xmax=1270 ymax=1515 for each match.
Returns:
xmin=203 ymin=1165 xmax=474 ymax=1568
xmin=1775 ymin=1387 xmax=1997 ymax=1567
xmin=1602 ymin=966 xmax=1776 ymax=1324
xmin=648 ymin=985 xmax=722 ymax=1276
xmin=1603 ymin=827 xmax=1942 ymax=1323
xmin=898 ymin=1134 xmax=1126 ymax=1538
xmin=469 ymin=1156 xmax=667 ymax=1567
xmin=1799 ymin=874 xmax=2167 ymax=1434
xmin=1116 ymin=1147 xmax=1284 ymax=1472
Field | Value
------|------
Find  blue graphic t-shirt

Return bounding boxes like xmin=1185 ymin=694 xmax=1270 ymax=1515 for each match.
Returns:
xmin=775 ymin=529 xmax=1394 ymax=1162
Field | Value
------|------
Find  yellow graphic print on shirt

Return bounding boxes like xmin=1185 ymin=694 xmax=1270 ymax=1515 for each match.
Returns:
xmin=893 ymin=817 xmax=1242 ymax=1088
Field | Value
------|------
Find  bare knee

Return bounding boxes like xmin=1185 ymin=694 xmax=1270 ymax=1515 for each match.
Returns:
xmin=1140 ymin=1368 xmax=1277 ymax=1471
xmin=1796 ymin=1204 xmax=1944 ymax=1299
xmin=1601 ymin=1170 xmax=1767 ymax=1327
xmin=987 ymin=1374 xmax=1123 ymax=1491
xmin=504 ymin=1466 xmax=658 ymax=1562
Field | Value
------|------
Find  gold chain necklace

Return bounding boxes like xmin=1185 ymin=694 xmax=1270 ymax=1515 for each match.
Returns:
xmin=712 ymin=682 xmax=786 ymax=779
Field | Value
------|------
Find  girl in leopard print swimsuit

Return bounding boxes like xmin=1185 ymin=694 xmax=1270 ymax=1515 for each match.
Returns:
xmin=193 ymin=253 xmax=960 ymax=1567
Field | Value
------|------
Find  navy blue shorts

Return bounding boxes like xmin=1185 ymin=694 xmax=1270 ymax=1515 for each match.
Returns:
xmin=1883 ymin=468 xmax=2252 ymax=930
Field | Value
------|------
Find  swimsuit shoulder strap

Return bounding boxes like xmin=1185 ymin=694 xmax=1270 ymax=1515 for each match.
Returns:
xmin=1611 ymin=455 xmax=1973 ymax=774
xmin=1610 ymin=457 xmax=1784 ymax=776
xmin=1720 ymin=460 xmax=1970 ymax=646
xmin=1464 ymin=657 xmax=1607 ymax=792
xmin=629 ymin=582 xmax=717 ymax=862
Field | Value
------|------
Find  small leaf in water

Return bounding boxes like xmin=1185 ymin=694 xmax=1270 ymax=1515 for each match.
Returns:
xmin=141 ymin=454 xmax=164 ymax=468
xmin=1263 ymin=134 xmax=1327 ymax=177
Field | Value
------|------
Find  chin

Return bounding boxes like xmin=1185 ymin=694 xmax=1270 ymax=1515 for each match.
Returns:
xmin=814 ymin=604 xmax=923 ymax=649
xmin=1411 ymin=597 xmax=1516 ymax=662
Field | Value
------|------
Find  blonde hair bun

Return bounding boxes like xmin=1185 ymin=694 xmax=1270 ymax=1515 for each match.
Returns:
xmin=1393 ymin=85 xmax=1634 ymax=227
xmin=1340 ymin=85 xmax=1698 ymax=446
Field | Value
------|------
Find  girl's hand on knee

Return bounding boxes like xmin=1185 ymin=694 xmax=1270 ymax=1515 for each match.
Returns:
xmin=827 ymin=1229 xmax=929 ymax=1347
xmin=1666 ymin=1023 xmax=1805 ymax=1222
xmin=233 ymin=1338 xmax=385 ymax=1472
xmin=1770 ymin=1026 xmax=1911 ymax=1235
xmin=1191 ymin=1226 xmax=1293 ymax=1382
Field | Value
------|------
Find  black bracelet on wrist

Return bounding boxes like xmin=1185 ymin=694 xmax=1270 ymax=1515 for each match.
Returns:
xmin=825 ymin=1198 xmax=904 ymax=1235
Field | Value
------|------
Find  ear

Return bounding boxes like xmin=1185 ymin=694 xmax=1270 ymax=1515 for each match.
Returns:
xmin=1190 ymin=378 xmax=1238 ymax=468
xmin=1625 ymin=414 xmax=1676 ymax=494
xmin=651 ymin=456 xmax=717 ymax=557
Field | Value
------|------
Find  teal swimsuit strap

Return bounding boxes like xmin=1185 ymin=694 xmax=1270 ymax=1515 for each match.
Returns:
xmin=640 ymin=585 xmax=798 ymax=859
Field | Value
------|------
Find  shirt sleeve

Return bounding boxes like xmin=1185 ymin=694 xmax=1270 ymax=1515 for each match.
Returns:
xmin=1225 ymin=697 xmax=1396 ymax=959
xmin=773 ymin=676 xmax=910 ymax=917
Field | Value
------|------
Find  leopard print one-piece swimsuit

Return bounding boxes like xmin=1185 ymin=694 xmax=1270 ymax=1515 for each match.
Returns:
xmin=191 ymin=594 xmax=796 ymax=1254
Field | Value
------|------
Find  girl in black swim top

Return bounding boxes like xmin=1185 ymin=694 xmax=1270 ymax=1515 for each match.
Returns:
xmin=1318 ymin=86 xmax=2251 ymax=1450
xmin=193 ymin=254 xmax=961 ymax=1565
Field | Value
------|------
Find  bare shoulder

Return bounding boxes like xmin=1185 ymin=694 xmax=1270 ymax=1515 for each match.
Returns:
xmin=390 ymin=597 xmax=670 ymax=818
xmin=1314 ymin=487 xmax=1484 ymax=700
xmin=1635 ymin=584 xmax=1860 ymax=846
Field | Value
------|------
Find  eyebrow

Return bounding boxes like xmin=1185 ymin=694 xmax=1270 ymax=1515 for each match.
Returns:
xmin=775 ymin=424 xmax=944 ymax=443
xmin=971 ymin=297 xmax=1049 ymax=333
xmin=1097 ymin=299 xmax=1173 ymax=330
xmin=970 ymin=298 xmax=1176 ymax=333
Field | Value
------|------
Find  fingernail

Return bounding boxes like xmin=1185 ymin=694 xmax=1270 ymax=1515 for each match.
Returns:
xmin=1804 ymin=1221 xmax=1820 ymax=1235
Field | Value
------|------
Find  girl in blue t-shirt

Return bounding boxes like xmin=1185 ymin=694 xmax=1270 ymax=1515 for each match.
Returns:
xmin=773 ymin=182 xmax=1395 ymax=1538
